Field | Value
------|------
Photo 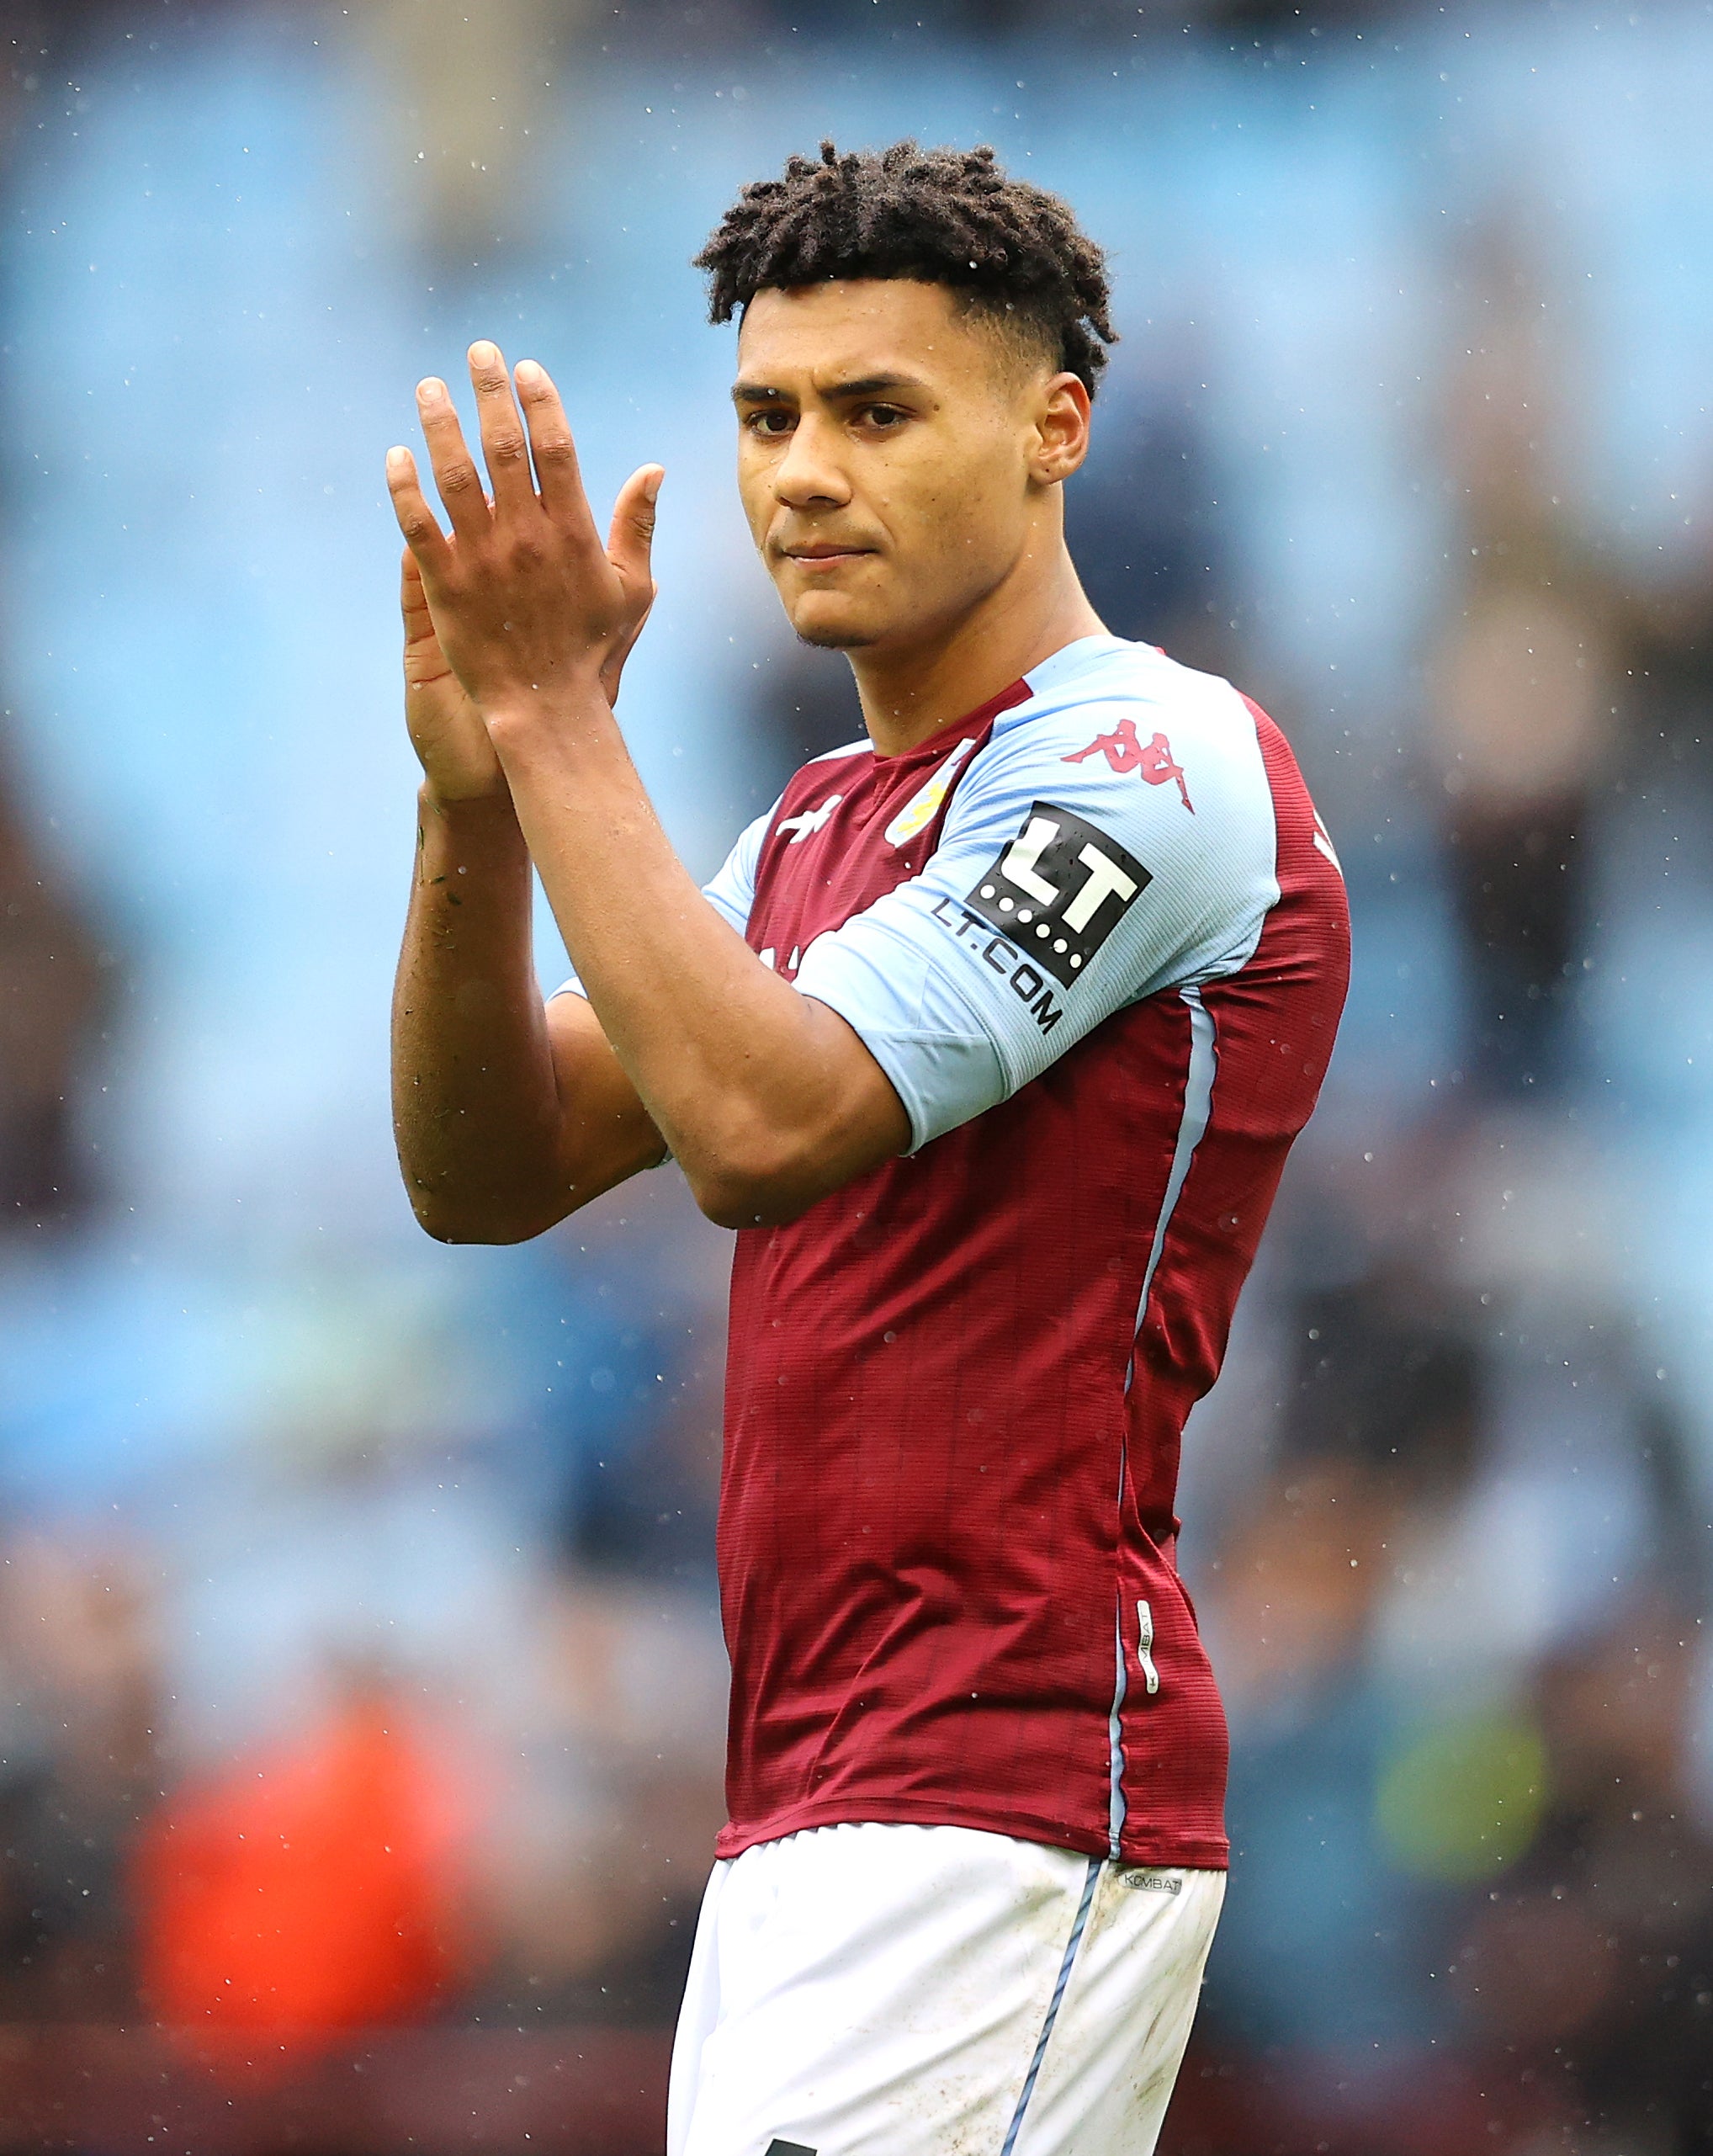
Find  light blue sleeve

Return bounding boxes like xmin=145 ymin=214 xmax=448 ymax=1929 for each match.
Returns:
xmin=550 ymin=800 xmax=777 ymax=1000
xmin=793 ymin=691 xmax=1280 ymax=1150
xmin=702 ymin=803 xmax=776 ymax=938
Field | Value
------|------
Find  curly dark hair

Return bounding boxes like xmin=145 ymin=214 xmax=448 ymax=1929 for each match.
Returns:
xmin=693 ymin=140 xmax=1116 ymax=396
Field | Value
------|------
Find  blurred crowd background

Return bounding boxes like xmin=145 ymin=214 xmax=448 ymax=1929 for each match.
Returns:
xmin=3 ymin=0 xmax=1713 ymax=2150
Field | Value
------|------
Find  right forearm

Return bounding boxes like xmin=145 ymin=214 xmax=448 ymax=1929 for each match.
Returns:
xmin=391 ymin=786 xmax=563 ymax=1239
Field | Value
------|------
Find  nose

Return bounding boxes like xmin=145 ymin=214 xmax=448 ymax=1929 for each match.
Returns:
xmin=773 ymin=411 xmax=852 ymax=512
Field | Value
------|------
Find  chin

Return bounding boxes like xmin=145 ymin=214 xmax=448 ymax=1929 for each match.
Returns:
xmin=788 ymin=597 xmax=882 ymax=651
xmin=795 ymin=622 xmax=879 ymax=651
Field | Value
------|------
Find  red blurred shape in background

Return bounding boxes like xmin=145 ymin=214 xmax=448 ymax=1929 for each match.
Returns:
xmin=130 ymin=1687 xmax=478 ymax=2076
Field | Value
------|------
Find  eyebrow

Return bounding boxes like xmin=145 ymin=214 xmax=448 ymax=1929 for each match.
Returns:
xmin=729 ymin=371 xmax=931 ymax=406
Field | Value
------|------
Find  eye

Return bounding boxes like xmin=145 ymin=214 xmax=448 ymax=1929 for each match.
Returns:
xmin=860 ymin=404 xmax=908 ymax=430
xmin=744 ymin=408 xmax=794 ymax=437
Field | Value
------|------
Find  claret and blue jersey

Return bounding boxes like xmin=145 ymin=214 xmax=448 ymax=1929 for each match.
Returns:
xmin=565 ymin=634 xmax=1350 ymax=1871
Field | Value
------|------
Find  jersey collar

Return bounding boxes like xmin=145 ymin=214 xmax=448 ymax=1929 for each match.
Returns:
xmin=879 ymin=675 xmax=1033 ymax=767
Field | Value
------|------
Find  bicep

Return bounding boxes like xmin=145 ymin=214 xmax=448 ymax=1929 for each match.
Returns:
xmin=543 ymin=990 xmax=671 ymax=1213
xmin=793 ymin=993 xmax=913 ymax=1183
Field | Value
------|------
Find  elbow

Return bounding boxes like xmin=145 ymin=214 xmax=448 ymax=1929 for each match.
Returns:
xmin=406 ymin=1183 xmax=561 ymax=1246
xmin=418 ymin=1218 xmax=536 ymax=1247
xmin=411 ymin=1207 xmax=535 ymax=1247
xmin=692 ymin=1182 xmax=790 ymax=1232
xmin=677 ymin=1084 xmax=906 ymax=1230
xmin=692 ymin=1181 xmax=809 ymax=1232
xmin=682 ymin=1136 xmax=823 ymax=1232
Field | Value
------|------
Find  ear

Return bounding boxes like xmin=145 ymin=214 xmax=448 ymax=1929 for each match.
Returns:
xmin=1030 ymin=371 xmax=1093 ymax=488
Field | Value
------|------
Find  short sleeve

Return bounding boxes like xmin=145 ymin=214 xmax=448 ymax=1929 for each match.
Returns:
xmin=552 ymin=799 xmax=777 ymax=1001
xmin=702 ymin=803 xmax=775 ymax=938
xmin=793 ymin=688 xmax=1280 ymax=1150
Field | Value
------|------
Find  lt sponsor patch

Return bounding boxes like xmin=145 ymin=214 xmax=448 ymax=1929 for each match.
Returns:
xmin=964 ymin=801 xmax=1151 ymax=986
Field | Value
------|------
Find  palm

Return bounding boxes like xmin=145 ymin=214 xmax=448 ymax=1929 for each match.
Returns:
xmin=386 ymin=346 xmax=660 ymax=765
xmin=400 ymin=550 xmax=504 ymax=801
xmin=400 ymin=537 xmax=648 ymax=805
xmin=402 ymin=547 xmax=515 ymax=802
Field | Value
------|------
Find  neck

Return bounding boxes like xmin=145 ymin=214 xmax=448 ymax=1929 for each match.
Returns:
xmin=845 ymin=540 xmax=1105 ymax=757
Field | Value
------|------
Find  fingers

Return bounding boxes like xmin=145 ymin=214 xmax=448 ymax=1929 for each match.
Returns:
xmin=386 ymin=445 xmax=454 ymax=576
xmin=515 ymin=358 xmax=601 ymax=541
xmin=468 ymin=340 xmax=538 ymax=517
xmin=414 ymin=375 xmax=491 ymax=539
xmin=395 ymin=349 xmax=625 ymax=592
xmin=400 ymin=550 xmax=447 ymax=692
xmin=607 ymin=463 xmax=666 ymax=592
xmin=400 ymin=546 xmax=436 ymax=633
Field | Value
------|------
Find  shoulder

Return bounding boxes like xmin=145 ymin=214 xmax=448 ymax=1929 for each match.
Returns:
xmin=987 ymin=639 xmax=1270 ymax=805
xmin=947 ymin=639 xmax=1277 ymax=876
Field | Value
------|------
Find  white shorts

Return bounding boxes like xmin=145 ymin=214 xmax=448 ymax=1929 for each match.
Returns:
xmin=666 ymin=1822 xmax=1225 ymax=2156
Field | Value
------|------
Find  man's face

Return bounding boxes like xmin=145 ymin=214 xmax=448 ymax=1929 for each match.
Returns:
xmin=732 ymin=279 xmax=1069 ymax=653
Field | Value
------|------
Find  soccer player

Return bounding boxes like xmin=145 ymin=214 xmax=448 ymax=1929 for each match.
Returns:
xmin=387 ymin=141 xmax=1349 ymax=2156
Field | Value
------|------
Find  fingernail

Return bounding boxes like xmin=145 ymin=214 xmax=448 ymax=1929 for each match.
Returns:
xmin=469 ymin=340 xmax=499 ymax=369
xmin=386 ymin=446 xmax=411 ymax=470
xmin=416 ymin=377 xmax=446 ymax=404
xmin=644 ymin=468 xmax=665 ymax=502
xmin=515 ymin=358 xmax=544 ymax=387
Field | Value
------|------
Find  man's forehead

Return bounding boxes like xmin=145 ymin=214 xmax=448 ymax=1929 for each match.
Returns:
xmin=734 ymin=279 xmax=982 ymax=389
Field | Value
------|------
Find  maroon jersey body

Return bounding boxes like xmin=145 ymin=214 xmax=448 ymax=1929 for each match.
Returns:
xmin=695 ymin=640 xmax=1349 ymax=1868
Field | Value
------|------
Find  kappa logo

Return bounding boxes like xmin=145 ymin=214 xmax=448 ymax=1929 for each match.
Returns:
xmin=1063 ymin=717 xmax=1195 ymax=812
xmin=776 ymin=794 xmax=843 ymax=845
xmin=957 ymin=800 xmax=1151 ymax=988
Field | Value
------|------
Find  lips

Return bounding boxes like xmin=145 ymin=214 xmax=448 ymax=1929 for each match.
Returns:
xmin=780 ymin=539 xmax=876 ymax=563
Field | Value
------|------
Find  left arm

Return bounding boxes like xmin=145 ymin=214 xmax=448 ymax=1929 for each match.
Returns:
xmin=385 ymin=343 xmax=908 ymax=1229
